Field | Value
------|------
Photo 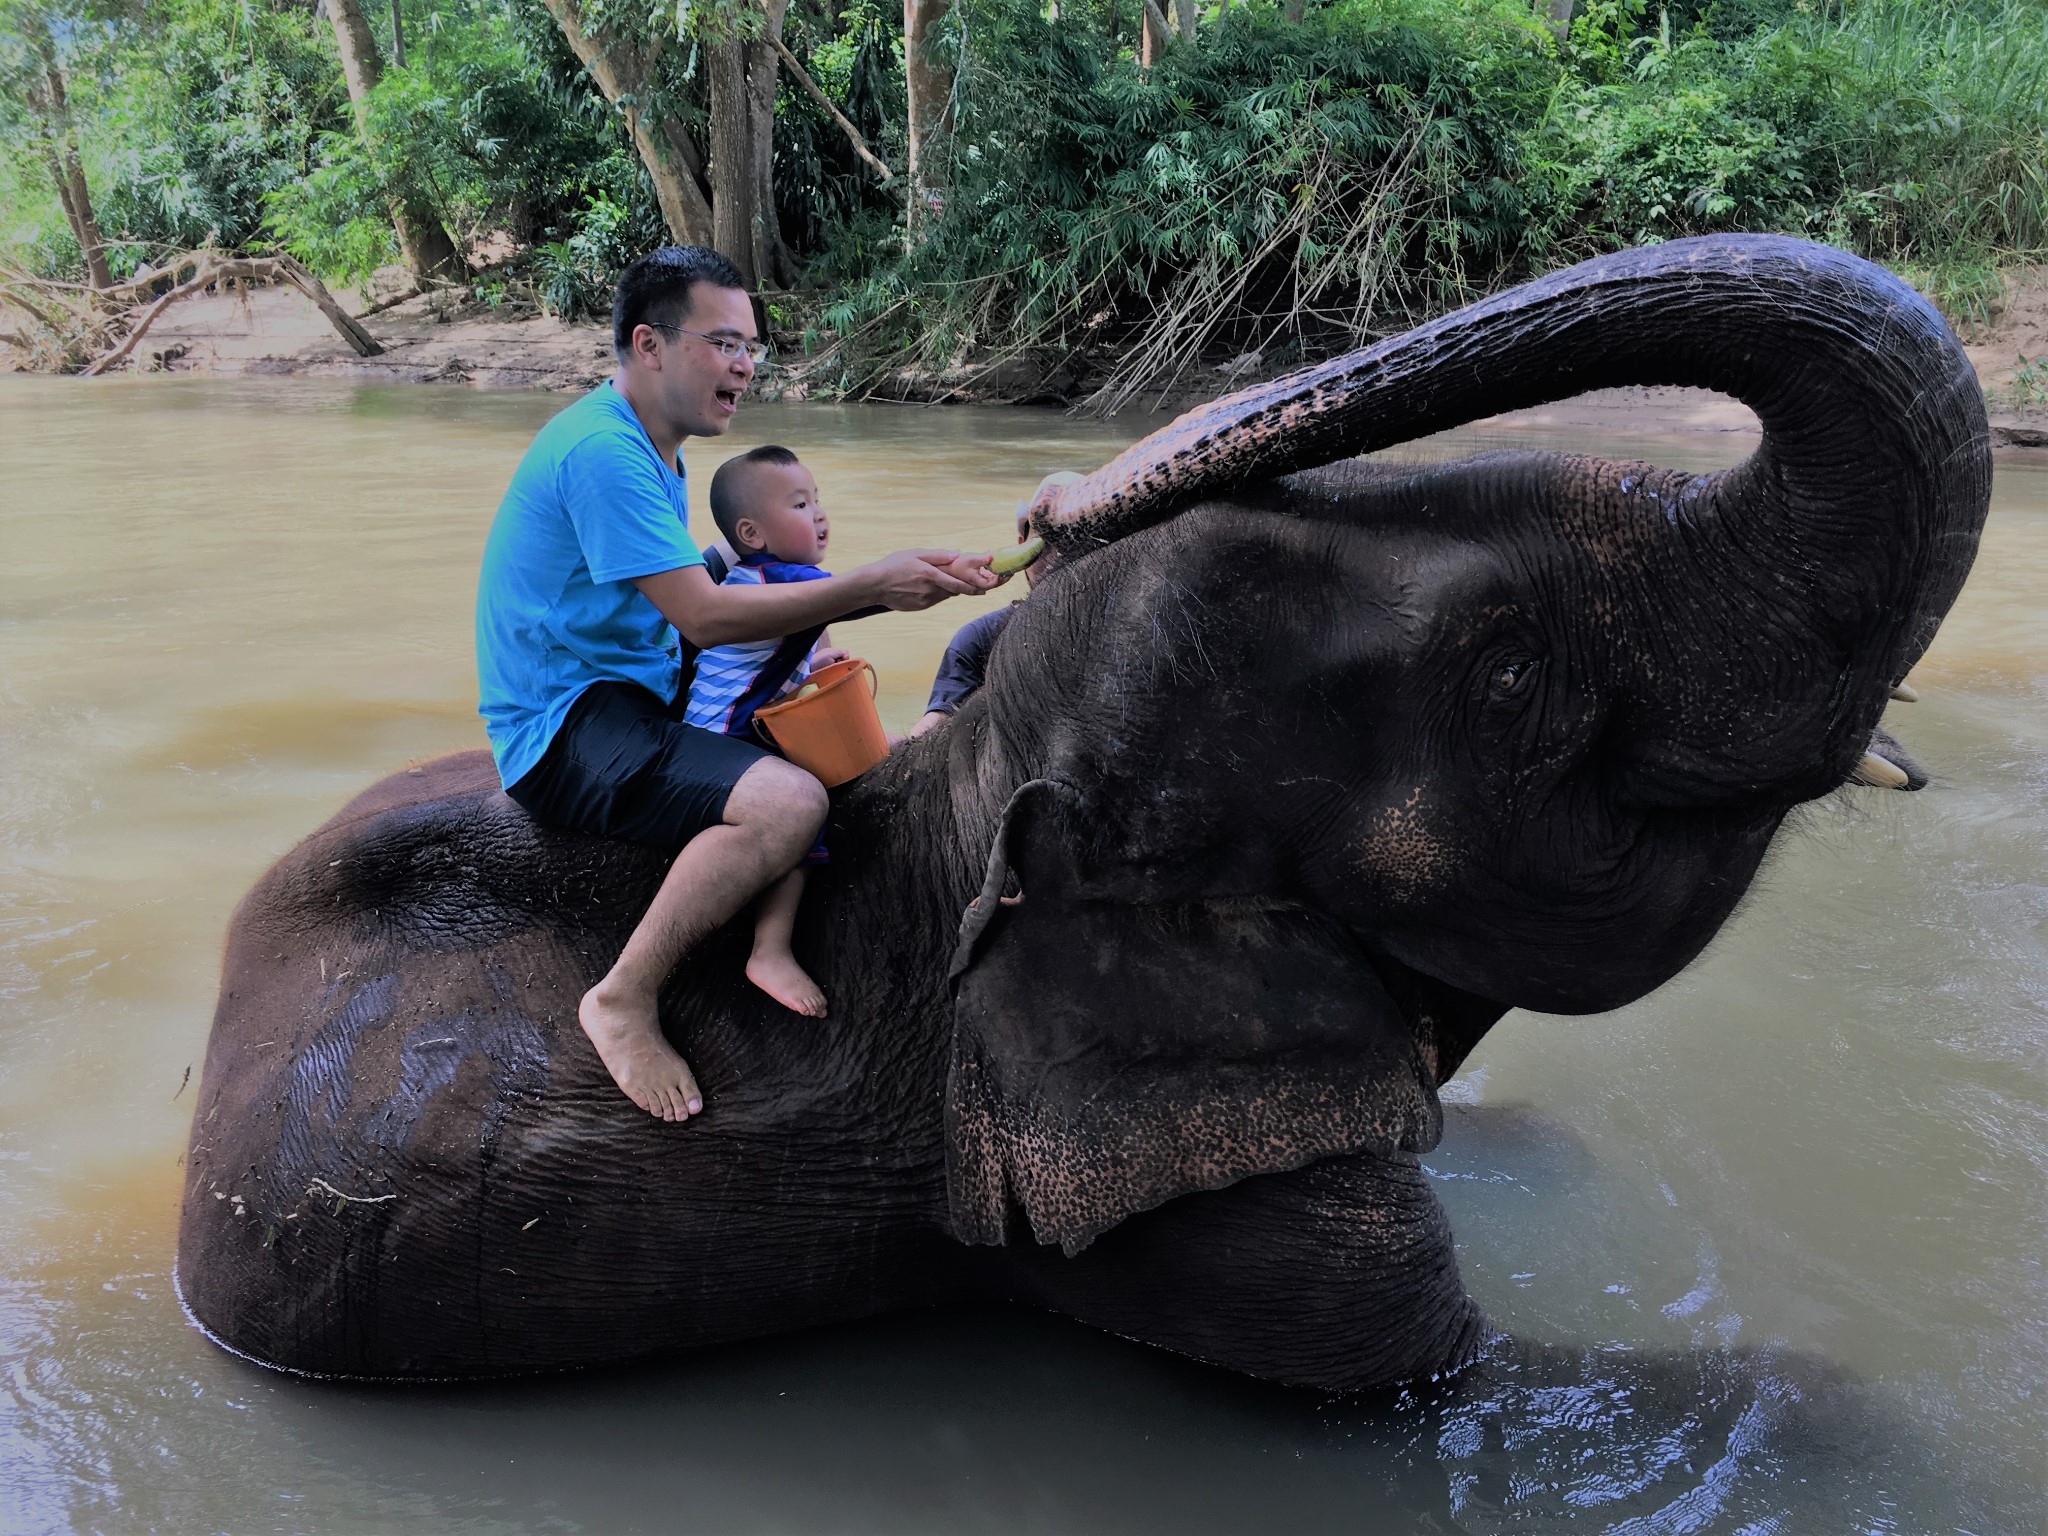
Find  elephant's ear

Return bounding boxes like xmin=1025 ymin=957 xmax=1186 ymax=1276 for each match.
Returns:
xmin=946 ymin=780 xmax=1441 ymax=1255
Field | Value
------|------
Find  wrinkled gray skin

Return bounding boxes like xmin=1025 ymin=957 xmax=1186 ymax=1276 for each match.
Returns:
xmin=177 ymin=237 xmax=1988 ymax=1389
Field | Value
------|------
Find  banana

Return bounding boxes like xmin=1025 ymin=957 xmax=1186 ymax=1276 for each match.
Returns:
xmin=989 ymin=535 xmax=1046 ymax=576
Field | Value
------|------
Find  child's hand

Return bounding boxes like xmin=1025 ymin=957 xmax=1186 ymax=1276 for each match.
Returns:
xmin=811 ymin=645 xmax=850 ymax=669
xmin=938 ymin=552 xmax=998 ymax=590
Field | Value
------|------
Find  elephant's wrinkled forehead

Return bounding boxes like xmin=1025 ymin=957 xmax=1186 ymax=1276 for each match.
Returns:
xmin=1002 ymin=505 xmax=1582 ymax=789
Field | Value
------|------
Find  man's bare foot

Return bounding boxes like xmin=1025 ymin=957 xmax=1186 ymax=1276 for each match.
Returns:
xmin=577 ymin=981 xmax=703 ymax=1121
xmin=745 ymin=951 xmax=828 ymax=1018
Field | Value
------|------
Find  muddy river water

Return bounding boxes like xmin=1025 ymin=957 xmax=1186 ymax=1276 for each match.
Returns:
xmin=1 ymin=377 xmax=2042 ymax=1533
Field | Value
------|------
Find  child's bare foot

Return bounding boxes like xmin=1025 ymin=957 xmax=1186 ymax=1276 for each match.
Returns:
xmin=745 ymin=951 xmax=827 ymax=1017
xmin=577 ymin=981 xmax=703 ymax=1121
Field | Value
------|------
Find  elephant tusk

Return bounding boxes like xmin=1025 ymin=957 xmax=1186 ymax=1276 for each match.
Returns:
xmin=1890 ymin=681 xmax=1919 ymax=702
xmin=1851 ymin=751 xmax=1910 ymax=789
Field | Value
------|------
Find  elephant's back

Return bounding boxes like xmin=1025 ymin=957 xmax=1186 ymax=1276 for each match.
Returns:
xmin=178 ymin=754 xmax=645 ymax=1374
xmin=328 ymin=748 xmax=499 ymax=828
xmin=235 ymin=751 xmax=667 ymax=952
xmin=177 ymin=754 xmax=957 ymax=1378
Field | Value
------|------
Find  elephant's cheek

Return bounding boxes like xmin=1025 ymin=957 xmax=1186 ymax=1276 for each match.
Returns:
xmin=1354 ymin=787 xmax=1457 ymax=900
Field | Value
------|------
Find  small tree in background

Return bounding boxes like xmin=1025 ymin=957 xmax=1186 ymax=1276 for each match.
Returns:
xmin=1 ymin=0 xmax=114 ymax=286
xmin=320 ymin=0 xmax=465 ymax=284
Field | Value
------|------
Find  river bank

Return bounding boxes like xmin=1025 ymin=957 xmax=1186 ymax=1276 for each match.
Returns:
xmin=12 ymin=265 xmax=2048 ymax=451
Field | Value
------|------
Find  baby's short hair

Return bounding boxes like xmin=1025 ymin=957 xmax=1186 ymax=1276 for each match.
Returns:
xmin=708 ymin=444 xmax=802 ymax=551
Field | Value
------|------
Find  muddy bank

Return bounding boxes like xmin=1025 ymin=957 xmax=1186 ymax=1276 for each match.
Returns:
xmin=20 ymin=269 xmax=2048 ymax=452
xmin=112 ymin=282 xmax=620 ymax=391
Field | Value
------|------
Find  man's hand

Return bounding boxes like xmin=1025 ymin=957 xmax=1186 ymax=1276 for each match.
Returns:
xmin=858 ymin=549 xmax=995 ymax=611
xmin=636 ymin=548 xmax=995 ymax=650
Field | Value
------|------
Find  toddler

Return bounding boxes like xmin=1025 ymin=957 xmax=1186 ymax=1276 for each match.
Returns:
xmin=684 ymin=445 xmax=843 ymax=1017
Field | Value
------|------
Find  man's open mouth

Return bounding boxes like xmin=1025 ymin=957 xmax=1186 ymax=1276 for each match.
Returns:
xmin=714 ymin=388 xmax=741 ymax=412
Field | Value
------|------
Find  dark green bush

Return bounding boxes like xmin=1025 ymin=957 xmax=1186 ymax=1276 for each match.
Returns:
xmin=817 ymin=0 xmax=1559 ymax=406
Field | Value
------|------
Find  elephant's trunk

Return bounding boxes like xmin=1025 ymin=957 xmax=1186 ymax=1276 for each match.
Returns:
xmin=1038 ymin=235 xmax=1990 ymax=806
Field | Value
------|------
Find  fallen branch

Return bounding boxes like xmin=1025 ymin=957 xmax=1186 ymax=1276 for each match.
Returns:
xmin=80 ymin=258 xmax=265 ymax=376
xmin=1 ymin=269 xmax=100 ymax=330
xmin=4 ymin=252 xmax=206 ymax=302
xmin=91 ymin=253 xmax=209 ymax=301
xmin=79 ymin=253 xmax=381 ymax=376
xmin=0 ymin=281 xmax=64 ymax=332
xmin=353 ymin=286 xmax=423 ymax=319
xmin=770 ymin=37 xmax=900 ymax=191
xmin=274 ymin=254 xmax=383 ymax=357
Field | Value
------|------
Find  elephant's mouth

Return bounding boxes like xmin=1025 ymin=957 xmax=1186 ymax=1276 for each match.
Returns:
xmin=1331 ymin=931 xmax=1501 ymax=1095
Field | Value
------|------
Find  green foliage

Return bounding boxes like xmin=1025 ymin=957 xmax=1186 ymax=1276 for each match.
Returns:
xmin=1538 ymin=19 xmax=1813 ymax=249
xmin=0 ymin=147 xmax=74 ymax=277
xmin=531 ymin=184 xmax=663 ymax=318
xmin=817 ymin=0 xmax=1559 ymax=404
xmin=261 ymin=130 xmax=405 ymax=284
xmin=1533 ymin=0 xmax=2048 ymax=273
xmin=2012 ymin=355 xmax=2048 ymax=407
xmin=0 ymin=0 xmax=348 ymax=278
xmin=95 ymin=0 xmax=347 ymax=258
xmin=5 ymin=0 xmax=2045 ymax=389
xmin=775 ymin=1 xmax=902 ymax=265
xmin=1 ymin=0 xmax=663 ymax=295
xmin=264 ymin=1 xmax=662 ymax=287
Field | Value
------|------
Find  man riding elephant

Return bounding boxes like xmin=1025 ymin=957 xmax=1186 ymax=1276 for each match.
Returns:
xmin=476 ymin=245 xmax=996 ymax=1123
xmin=177 ymin=235 xmax=1987 ymax=1390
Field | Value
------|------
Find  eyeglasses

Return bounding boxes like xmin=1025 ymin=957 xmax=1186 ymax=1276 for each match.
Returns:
xmin=644 ymin=322 xmax=769 ymax=364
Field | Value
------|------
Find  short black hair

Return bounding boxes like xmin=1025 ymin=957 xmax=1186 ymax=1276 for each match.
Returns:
xmin=611 ymin=246 xmax=748 ymax=357
xmin=709 ymin=445 xmax=803 ymax=551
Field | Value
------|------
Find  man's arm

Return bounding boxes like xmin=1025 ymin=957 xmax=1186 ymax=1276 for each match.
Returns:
xmin=635 ymin=550 xmax=995 ymax=649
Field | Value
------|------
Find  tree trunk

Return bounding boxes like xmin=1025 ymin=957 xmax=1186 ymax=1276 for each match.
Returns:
xmin=1283 ymin=0 xmax=1305 ymax=22
xmin=1545 ymin=0 xmax=1574 ymax=40
xmin=323 ymin=0 xmax=465 ymax=284
xmin=1139 ymin=0 xmax=1172 ymax=65
xmin=707 ymin=8 xmax=795 ymax=288
xmin=745 ymin=0 xmax=798 ymax=287
xmin=57 ymin=144 xmax=111 ymax=289
xmin=708 ymin=42 xmax=755 ymax=284
xmin=904 ymin=0 xmax=953 ymax=237
xmin=36 ymin=135 xmax=113 ymax=291
xmin=537 ymin=0 xmax=715 ymax=248
xmin=28 ymin=30 xmax=113 ymax=289
xmin=1173 ymin=0 xmax=1196 ymax=40
xmin=389 ymin=0 xmax=406 ymax=68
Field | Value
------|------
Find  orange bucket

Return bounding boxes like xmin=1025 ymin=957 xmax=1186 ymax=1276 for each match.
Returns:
xmin=753 ymin=657 xmax=891 ymax=787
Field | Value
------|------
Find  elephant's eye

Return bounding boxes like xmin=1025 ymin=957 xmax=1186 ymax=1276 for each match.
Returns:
xmin=1491 ymin=659 xmax=1533 ymax=695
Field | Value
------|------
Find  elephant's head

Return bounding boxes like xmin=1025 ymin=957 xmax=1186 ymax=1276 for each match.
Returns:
xmin=944 ymin=236 xmax=1990 ymax=1257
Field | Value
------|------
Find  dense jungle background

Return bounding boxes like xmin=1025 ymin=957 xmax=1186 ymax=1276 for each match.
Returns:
xmin=3 ymin=0 xmax=2045 ymax=406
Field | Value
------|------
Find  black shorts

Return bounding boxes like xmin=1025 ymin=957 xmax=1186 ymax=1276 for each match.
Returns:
xmin=506 ymin=681 xmax=769 ymax=852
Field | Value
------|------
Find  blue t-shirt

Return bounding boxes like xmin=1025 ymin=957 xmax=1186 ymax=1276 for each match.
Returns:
xmin=475 ymin=384 xmax=704 ymax=788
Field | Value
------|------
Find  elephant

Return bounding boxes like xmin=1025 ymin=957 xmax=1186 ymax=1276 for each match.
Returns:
xmin=174 ymin=235 xmax=1989 ymax=1391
